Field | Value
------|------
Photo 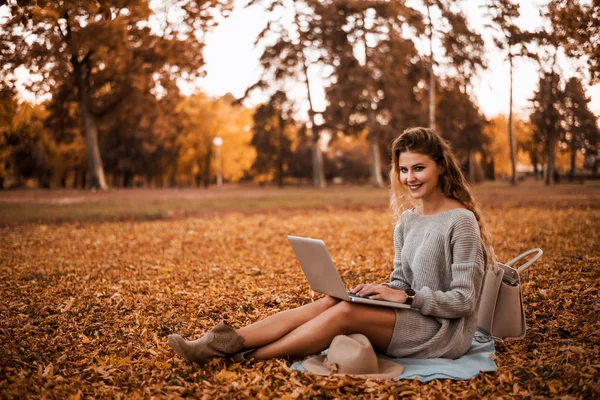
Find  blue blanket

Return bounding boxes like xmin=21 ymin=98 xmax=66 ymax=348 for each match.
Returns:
xmin=291 ymin=332 xmax=496 ymax=382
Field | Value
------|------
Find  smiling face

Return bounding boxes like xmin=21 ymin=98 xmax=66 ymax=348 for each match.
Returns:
xmin=397 ymin=150 xmax=444 ymax=202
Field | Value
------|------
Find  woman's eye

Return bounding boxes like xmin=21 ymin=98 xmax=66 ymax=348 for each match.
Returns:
xmin=415 ymin=166 xmax=424 ymax=171
xmin=399 ymin=168 xmax=407 ymax=173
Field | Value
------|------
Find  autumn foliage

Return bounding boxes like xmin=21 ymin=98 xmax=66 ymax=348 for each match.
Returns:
xmin=0 ymin=184 xmax=598 ymax=398
xmin=2 ymin=1 xmax=598 ymax=190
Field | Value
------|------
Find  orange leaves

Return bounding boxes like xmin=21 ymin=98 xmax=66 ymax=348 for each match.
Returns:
xmin=0 ymin=197 xmax=599 ymax=398
xmin=154 ymin=361 xmax=171 ymax=370
xmin=117 ymin=357 xmax=131 ymax=367
xmin=215 ymin=369 xmax=239 ymax=382
xmin=61 ymin=297 xmax=75 ymax=313
xmin=42 ymin=363 xmax=54 ymax=378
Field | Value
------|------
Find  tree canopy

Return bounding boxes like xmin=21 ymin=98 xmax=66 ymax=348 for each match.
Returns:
xmin=1 ymin=0 xmax=598 ymax=189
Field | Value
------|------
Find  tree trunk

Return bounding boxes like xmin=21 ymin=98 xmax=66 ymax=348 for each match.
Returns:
xmin=73 ymin=168 xmax=79 ymax=188
xmin=468 ymin=150 xmax=475 ymax=183
xmin=545 ymin=112 xmax=556 ymax=185
xmin=361 ymin=11 xmax=383 ymax=188
xmin=532 ymin=161 xmax=538 ymax=177
xmin=508 ymin=54 xmax=517 ymax=185
xmin=369 ymin=130 xmax=384 ymax=188
xmin=427 ymin=2 xmax=435 ymax=129
xmin=276 ymin=157 xmax=284 ymax=188
xmin=545 ymin=137 xmax=555 ymax=185
xmin=80 ymin=169 xmax=87 ymax=188
xmin=570 ymin=110 xmax=577 ymax=177
xmin=545 ymin=76 xmax=557 ymax=186
xmin=311 ymin=130 xmax=325 ymax=188
xmin=570 ymin=137 xmax=577 ymax=178
xmin=307 ymin=109 xmax=325 ymax=189
xmin=169 ymin=170 xmax=177 ymax=188
xmin=300 ymin=39 xmax=325 ymax=189
xmin=202 ymin=150 xmax=212 ymax=188
xmin=123 ymin=170 xmax=133 ymax=188
xmin=277 ymin=115 xmax=285 ymax=188
xmin=72 ymin=56 xmax=108 ymax=190
xmin=39 ymin=171 xmax=51 ymax=189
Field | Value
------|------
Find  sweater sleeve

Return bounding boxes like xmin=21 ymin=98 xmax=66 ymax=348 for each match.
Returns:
xmin=411 ymin=214 xmax=485 ymax=318
xmin=384 ymin=220 xmax=411 ymax=290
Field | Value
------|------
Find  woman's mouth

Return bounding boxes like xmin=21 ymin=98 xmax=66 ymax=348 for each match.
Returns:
xmin=407 ymin=183 xmax=423 ymax=191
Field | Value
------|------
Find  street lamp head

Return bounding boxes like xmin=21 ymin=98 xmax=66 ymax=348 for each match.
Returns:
xmin=212 ymin=137 xmax=223 ymax=147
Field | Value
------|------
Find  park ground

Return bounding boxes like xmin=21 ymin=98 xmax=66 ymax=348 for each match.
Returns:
xmin=0 ymin=181 xmax=598 ymax=399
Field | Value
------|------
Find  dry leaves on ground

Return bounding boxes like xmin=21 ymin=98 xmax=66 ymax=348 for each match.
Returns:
xmin=0 ymin=206 xmax=598 ymax=399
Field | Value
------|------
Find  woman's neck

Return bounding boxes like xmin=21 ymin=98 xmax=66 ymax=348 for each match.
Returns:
xmin=419 ymin=192 xmax=463 ymax=215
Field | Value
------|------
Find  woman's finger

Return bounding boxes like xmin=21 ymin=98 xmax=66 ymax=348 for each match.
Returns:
xmin=355 ymin=284 xmax=370 ymax=294
xmin=351 ymin=283 xmax=365 ymax=293
xmin=360 ymin=285 xmax=381 ymax=296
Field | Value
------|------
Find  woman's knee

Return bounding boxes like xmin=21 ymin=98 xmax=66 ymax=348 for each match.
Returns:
xmin=328 ymin=302 xmax=394 ymax=333
xmin=328 ymin=301 xmax=359 ymax=330
xmin=316 ymin=295 xmax=340 ymax=311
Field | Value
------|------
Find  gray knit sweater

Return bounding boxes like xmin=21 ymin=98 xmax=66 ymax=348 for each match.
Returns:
xmin=384 ymin=208 xmax=485 ymax=359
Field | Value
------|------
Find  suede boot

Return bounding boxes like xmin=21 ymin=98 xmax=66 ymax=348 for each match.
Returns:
xmin=168 ymin=321 xmax=245 ymax=364
xmin=231 ymin=348 xmax=256 ymax=362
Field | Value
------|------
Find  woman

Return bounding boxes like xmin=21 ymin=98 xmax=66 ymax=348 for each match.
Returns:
xmin=168 ymin=127 xmax=493 ymax=364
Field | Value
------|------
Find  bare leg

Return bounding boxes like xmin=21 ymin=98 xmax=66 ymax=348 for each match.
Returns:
xmin=250 ymin=301 xmax=396 ymax=360
xmin=237 ymin=296 xmax=340 ymax=349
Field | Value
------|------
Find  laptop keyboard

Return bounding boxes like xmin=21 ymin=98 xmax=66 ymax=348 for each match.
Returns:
xmin=348 ymin=292 xmax=371 ymax=299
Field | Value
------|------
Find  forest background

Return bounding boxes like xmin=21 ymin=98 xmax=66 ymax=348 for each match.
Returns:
xmin=0 ymin=0 xmax=599 ymax=191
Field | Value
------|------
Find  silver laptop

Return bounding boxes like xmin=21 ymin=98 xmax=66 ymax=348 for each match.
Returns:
xmin=287 ymin=235 xmax=411 ymax=309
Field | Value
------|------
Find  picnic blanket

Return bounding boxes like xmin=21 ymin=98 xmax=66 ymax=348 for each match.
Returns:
xmin=291 ymin=331 xmax=496 ymax=382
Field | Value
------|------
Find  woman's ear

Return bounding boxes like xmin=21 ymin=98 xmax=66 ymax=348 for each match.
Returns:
xmin=436 ymin=159 xmax=446 ymax=175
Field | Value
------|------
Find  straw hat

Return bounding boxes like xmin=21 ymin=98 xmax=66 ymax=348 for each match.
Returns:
xmin=301 ymin=334 xmax=404 ymax=380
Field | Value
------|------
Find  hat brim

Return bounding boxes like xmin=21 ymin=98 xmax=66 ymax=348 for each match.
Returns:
xmin=301 ymin=355 xmax=404 ymax=380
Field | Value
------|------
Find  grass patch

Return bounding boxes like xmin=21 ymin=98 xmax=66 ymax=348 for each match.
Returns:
xmin=1 ymin=181 xmax=599 ymax=225
xmin=0 ymin=186 xmax=391 ymax=224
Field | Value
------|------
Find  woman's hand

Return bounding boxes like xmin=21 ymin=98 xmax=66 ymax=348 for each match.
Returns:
xmin=350 ymin=283 xmax=408 ymax=304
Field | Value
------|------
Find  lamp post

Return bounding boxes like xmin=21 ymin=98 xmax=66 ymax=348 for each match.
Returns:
xmin=212 ymin=136 xmax=223 ymax=188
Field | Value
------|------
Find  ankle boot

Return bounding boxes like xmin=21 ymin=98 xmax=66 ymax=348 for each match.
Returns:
xmin=168 ymin=321 xmax=245 ymax=364
xmin=231 ymin=348 xmax=256 ymax=363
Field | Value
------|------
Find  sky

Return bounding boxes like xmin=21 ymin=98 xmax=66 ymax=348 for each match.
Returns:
xmin=191 ymin=0 xmax=600 ymax=120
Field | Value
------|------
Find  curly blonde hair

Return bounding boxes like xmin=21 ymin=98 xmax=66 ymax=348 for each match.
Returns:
xmin=389 ymin=127 xmax=495 ymax=264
